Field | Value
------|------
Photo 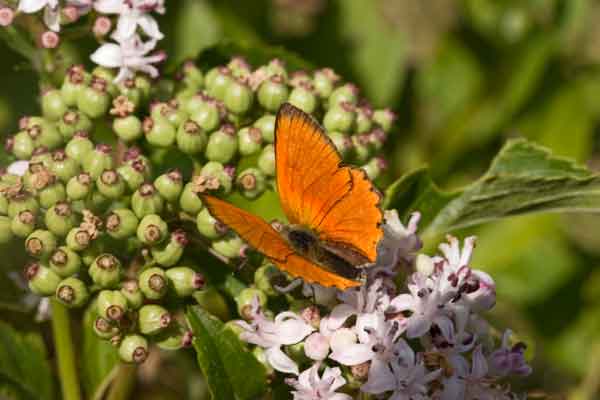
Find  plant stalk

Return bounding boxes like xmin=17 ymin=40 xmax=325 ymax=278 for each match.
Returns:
xmin=51 ymin=299 xmax=81 ymax=400
xmin=106 ymin=364 xmax=137 ymax=400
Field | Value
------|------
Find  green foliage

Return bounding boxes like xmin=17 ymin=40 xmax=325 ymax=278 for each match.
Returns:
xmin=385 ymin=139 xmax=600 ymax=238
xmin=0 ymin=321 xmax=55 ymax=400
xmin=187 ymin=306 xmax=267 ymax=400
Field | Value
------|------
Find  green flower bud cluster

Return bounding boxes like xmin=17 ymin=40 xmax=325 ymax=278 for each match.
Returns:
xmin=1 ymin=58 xmax=392 ymax=363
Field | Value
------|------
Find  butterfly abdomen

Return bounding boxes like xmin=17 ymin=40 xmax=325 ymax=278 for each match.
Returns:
xmin=285 ymin=227 xmax=361 ymax=280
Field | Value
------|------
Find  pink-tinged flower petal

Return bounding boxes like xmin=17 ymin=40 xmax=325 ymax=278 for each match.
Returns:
xmin=114 ymin=12 xmax=138 ymax=40
xmin=434 ymin=315 xmax=454 ymax=341
xmin=274 ymin=312 xmax=314 ymax=345
xmin=466 ymin=269 xmax=496 ymax=311
xmin=304 ymin=332 xmax=329 ymax=361
xmin=328 ymin=303 xmax=355 ymax=330
xmin=94 ymin=0 xmax=123 ymax=14
xmin=43 ymin=5 xmax=60 ymax=32
xmin=137 ymin=14 xmax=163 ymax=39
xmin=321 ymin=367 xmax=346 ymax=392
xmin=329 ymin=327 xmax=357 ymax=352
xmin=7 ymin=160 xmax=29 ymax=176
xmin=361 ymin=358 xmax=395 ymax=394
xmin=265 ymin=346 xmax=299 ymax=375
xmin=471 ymin=345 xmax=488 ymax=379
xmin=329 ymin=342 xmax=373 ymax=366
xmin=91 ymin=43 xmax=123 ymax=67
xmin=328 ymin=395 xmax=353 ymax=400
xmin=18 ymin=0 xmax=47 ymax=13
xmin=389 ymin=293 xmax=414 ymax=312
xmin=406 ymin=314 xmax=430 ymax=338
xmin=440 ymin=376 xmax=465 ymax=400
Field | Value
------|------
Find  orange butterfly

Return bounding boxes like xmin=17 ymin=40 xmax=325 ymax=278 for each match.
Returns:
xmin=201 ymin=103 xmax=383 ymax=290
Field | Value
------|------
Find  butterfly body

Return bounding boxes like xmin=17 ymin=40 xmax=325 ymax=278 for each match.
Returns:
xmin=201 ymin=103 xmax=383 ymax=290
xmin=278 ymin=224 xmax=363 ymax=281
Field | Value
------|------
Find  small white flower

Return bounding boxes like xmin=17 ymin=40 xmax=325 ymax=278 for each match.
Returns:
xmin=389 ymin=272 xmax=454 ymax=339
xmin=488 ymin=330 xmax=532 ymax=377
xmin=18 ymin=0 xmax=59 ymax=31
xmin=286 ymin=362 xmax=352 ymax=400
xmin=7 ymin=160 xmax=29 ymax=176
xmin=304 ymin=332 xmax=330 ymax=361
xmin=361 ymin=339 xmax=441 ymax=399
xmin=235 ymin=297 xmax=314 ymax=375
xmin=91 ymin=35 xmax=165 ymax=83
xmin=328 ymin=278 xmax=389 ymax=331
xmin=371 ymin=210 xmax=421 ymax=275
xmin=94 ymin=0 xmax=164 ymax=41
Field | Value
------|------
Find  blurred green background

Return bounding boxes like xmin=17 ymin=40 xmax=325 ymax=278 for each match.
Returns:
xmin=2 ymin=0 xmax=600 ymax=398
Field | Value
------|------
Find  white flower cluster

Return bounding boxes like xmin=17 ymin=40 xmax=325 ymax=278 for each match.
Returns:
xmin=235 ymin=210 xmax=532 ymax=399
xmin=15 ymin=0 xmax=165 ymax=82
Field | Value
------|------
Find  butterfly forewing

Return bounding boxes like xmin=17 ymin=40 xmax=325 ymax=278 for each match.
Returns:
xmin=275 ymin=104 xmax=383 ymax=262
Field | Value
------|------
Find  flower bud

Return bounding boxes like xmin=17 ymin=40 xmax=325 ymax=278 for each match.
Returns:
xmin=351 ymin=135 xmax=370 ymax=164
xmin=166 ymin=266 xmax=205 ymax=297
xmin=11 ymin=210 xmax=36 ymax=238
xmin=138 ymin=304 xmax=172 ymax=335
xmin=139 ymin=267 xmax=168 ymax=300
xmin=66 ymin=173 xmax=93 ymax=200
xmin=328 ymin=131 xmax=352 ymax=158
xmin=45 ymin=202 xmax=77 ymax=237
xmin=0 ymin=215 xmax=13 ymax=244
xmin=179 ymin=182 xmax=204 ymax=215
xmin=0 ymin=7 xmax=15 ymax=27
xmin=136 ymin=214 xmax=168 ymax=245
xmin=131 ymin=183 xmax=164 ymax=218
xmin=50 ymin=246 xmax=81 ymax=277
xmin=40 ymin=31 xmax=60 ymax=49
xmin=253 ymin=114 xmax=276 ymax=143
xmin=212 ymin=233 xmax=245 ymax=259
xmin=224 ymin=78 xmax=254 ymax=115
xmin=151 ymin=229 xmax=188 ymax=267
xmin=361 ymin=157 xmax=386 ymax=180
xmin=329 ymin=83 xmax=358 ymax=107
xmin=97 ymin=289 xmax=128 ymax=321
xmin=313 ymin=68 xmax=339 ymax=99
xmin=236 ymin=168 xmax=266 ymax=199
xmin=113 ymin=115 xmax=143 ymax=142
xmin=206 ymin=67 xmax=233 ymax=100
xmin=89 ymin=253 xmax=122 ymax=288
xmin=38 ymin=181 xmax=67 ymax=209
xmin=205 ymin=124 xmax=238 ymax=163
xmin=93 ymin=16 xmax=112 ymax=37
xmin=176 ymin=119 xmax=207 ymax=155
xmin=201 ymin=161 xmax=233 ymax=194
xmin=42 ymin=90 xmax=67 ymax=121
xmin=120 ymin=279 xmax=144 ymax=309
xmin=66 ymin=227 xmax=92 ymax=251
xmin=25 ymin=261 xmax=61 ymax=295
xmin=96 ymin=169 xmax=125 ymax=199
xmin=61 ymin=65 xmax=88 ymax=107
xmin=65 ymin=132 xmax=94 ymax=162
xmin=82 ymin=144 xmax=114 ymax=179
xmin=193 ymin=287 xmax=230 ymax=321
xmin=0 ymin=193 xmax=7 ymax=215
xmin=118 ymin=334 xmax=148 ymax=363
xmin=25 ymin=229 xmax=57 ymax=258
xmin=196 ymin=207 xmax=227 ymax=239
xmin=154 ymin=170 xmax=183 ymax=203
xmin=143 ymin=116 xmax=176 ymax=148
xmin=237 ymin=127 xmax=263 ymax=156
xmin=288 ymin=84 xmax=318 ymax=114
xmin=77 ymin=79 xmax=111 ymax=118
xmin=7 ymin=194 xmax=39 ymax=218
xmin=51 ymin=150 xmax=80 ymax=182
xmin=106 ymin=208 xmax=139 ymax=240
xmin=254 ymin=263 xmax=286 ymax=297
xmin=93 ymin=316 xmax=119 ymax=339
xmin=257 ymin=144 xmax=276 ymax=176
xmin=182 ymin=61 xmax=204 ymax=88
xmin=236 ymin=288 xmax=268 ymax=319
xmin=189 ymin=98 xmax=221 ymax=132
xmin=155 ymin=326 xmax=193 ymax=351
xmin=58 ymin=110 xmax=92 ymax=140
xmin=12 ymin=131 xmax=35 ymax=159
xmin=117 ymin=160 xmax=148 ymax=192
xmin=323 ymin=102 xmax=356 ymax=133
xmin=55 ymin=277 xmax=89 ymax=308
xmin=373 ymin=108 xmax=396 ymax=132
xmin=258 ymin=75 xmax=289 ymax=112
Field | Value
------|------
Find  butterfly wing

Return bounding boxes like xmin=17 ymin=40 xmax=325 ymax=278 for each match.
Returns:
xmin=275 ymin=103 xmax=383 ymax=263
xmin=201 ymin=194 xmax=360 ymax=290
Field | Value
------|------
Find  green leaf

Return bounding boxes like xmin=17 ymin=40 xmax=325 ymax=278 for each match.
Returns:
xmin=385 ymin=138 xmax=600 ymax=238
xmin=0 ymin=321 xmax=55 ymax=400
xmin=336 ymin=0 xmax=406 ymax=106
xmin=81 ymin=304 xmax=119 ymax=400
xmin=187 ymin=306 xmax=267 ymax=400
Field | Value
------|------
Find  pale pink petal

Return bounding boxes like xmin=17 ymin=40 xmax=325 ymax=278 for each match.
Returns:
xmin=91 ymin=43 xmax=123 ymax=67
xmin=114 ymin=12 xmax=138 ymax=40
xmin=406 ymin=314 xmax=430 ymax=338
xmin=389 ymin=293 xmax=414 ymax=312
xmin=361 ymin=358 xmax=395 ymax=394
xmin=43 ymin=4 xmax=60 ymax=31
xmin=304 ymin=332 xmax=329 ymax=361
xmin=93 ymin=0 xmax=123 ymax=14
xmin=329 ymin=342 xmax=373 ymax=366
xmin=471 ymin=345 xmax=488 ymax=378
xmin=18 ymin=0 xmax=47 ymax=13
xmin=7 ymin=160 xmax=29 ymax=176
xmin=137 ymin=14 xmax=163 ymax=39
xmin=265 ymin=346 xmax=299 ymax=375
xmin=328 ymin=304 xmax=355 ymax=329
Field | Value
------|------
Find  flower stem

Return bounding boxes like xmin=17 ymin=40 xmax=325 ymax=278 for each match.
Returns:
xmin=106 ymin=364 xmax=137 ymax=400
xmin=51 ymin=299 xmax=81 ymax=400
